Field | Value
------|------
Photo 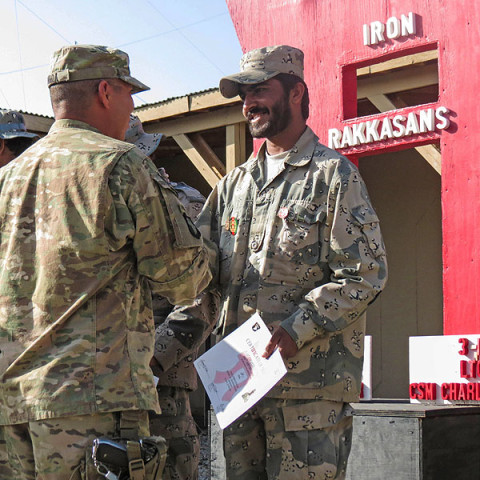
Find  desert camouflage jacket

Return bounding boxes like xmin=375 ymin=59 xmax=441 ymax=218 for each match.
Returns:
xmin=156 ymin=127 xmax=387 ymax=402
xmin=0 ymin=120 xmax=212 ymax=425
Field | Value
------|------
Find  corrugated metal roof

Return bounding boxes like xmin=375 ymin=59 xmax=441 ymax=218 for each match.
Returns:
xmin=0 ymin=107 xmax=53 ymax=120
xmin=134 ymin=87 xmax=220 ymax=111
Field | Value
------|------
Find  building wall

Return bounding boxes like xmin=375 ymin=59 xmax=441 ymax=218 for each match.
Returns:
xmin=359 ymin=149 xmax=443 ymax=398
xmin=226 ymin=0 xmax=480 ymax=335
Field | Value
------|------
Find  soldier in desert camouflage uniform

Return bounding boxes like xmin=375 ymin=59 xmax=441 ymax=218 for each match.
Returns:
xmin=0 ymin=45 xmax=212 ymax=480
xmin=0 ymin=109 xmax=39 ymax=167
xmin=149 ymin=182 xmax=211 ymax=480
xmin=155 ymin=45 xmax=387 ymax=480
xmin=126 ymin=114 xmax=210 ymax=480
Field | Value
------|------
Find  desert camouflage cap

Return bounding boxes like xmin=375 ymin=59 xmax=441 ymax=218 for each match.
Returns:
xmin=219 ymin=45 xmax=304 ymax=98
xmin=47 ymin=44 xmax=150 ymax=94
xmin=0 ymin=109 xmax=39 ymax=140
xmin=125 ymin=114 xmax=163 ymax=157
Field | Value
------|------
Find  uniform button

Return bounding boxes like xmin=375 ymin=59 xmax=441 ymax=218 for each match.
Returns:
xmin=251 ymin=241 xmax=258 ymax=250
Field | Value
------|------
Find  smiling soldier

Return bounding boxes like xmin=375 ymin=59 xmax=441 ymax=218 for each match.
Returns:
xmin=155 ymin=45 xmax=388 ymax=480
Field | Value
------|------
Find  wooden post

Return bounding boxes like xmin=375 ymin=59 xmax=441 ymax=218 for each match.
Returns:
xmin=225 ymin=122 xmax=246 ymax=173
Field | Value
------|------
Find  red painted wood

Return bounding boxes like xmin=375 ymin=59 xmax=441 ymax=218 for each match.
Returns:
xmin=226 ymin=0 xmax=480 ymax=334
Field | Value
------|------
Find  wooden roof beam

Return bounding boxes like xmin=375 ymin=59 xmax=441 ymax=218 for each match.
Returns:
xmin=136 ymin=90 xmax=240 ymax=122
xmin=190 ymin=133 xmax=226 ymax=178
xmin=23 ymin=114 xmax=54 ymax=134
xmin=357 ymin=50 xmax=438 ymax=77
xmin=173 ymin=133 xmax=224 ymax=188
xmin=358 ymin=63 xmax=438 ymax=99
xmin=368 ymin=94 xmax=441 ymax=174
xmin=143 ymin=105 xmax=245 ymax=137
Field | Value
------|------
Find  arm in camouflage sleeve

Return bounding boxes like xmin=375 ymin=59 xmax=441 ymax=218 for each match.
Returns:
xmin=152 ymin=290 xmax=221 ymax=373
xmin=107 ymin=152 xmax=213 ymax=306
xmin=151 ymin=189 xmax=221 ymax=373
xmin=280 ymin=161 xmax=388 ymax=350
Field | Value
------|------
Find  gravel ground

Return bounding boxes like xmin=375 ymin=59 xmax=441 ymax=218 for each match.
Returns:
xmin=198 ymin=429 xmax=210 ymax=480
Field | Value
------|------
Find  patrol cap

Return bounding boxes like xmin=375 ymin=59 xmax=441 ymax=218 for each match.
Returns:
xmin=125 ymin=114 xmax=163 ymax=156
xmin=219 ymin=45 xmax=304 ymax=99
xmin=0 ymin=109 xmax=39 ymax=140
xmin=47 ymin=44 xmax=150 ymax=94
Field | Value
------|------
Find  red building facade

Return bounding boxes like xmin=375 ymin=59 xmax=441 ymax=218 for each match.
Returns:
xmin=226 ymin=0 xmax=480 ymax=397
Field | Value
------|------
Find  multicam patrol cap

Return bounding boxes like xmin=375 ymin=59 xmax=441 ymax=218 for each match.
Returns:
xmin=219 ymin=45 xmax=304 ymax=98
xmin=47 ymin=44 xmax=150 ymax=94
xmin=0 ymin=109 xmax=39 ymax=140
xmin=125 ymin=114 xmax=163 ymax=156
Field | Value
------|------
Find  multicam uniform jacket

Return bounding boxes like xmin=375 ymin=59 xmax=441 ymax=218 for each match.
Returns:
xmin=0 ymin=120 xmax=212 ymax=425
xmin=152 ymin=181 xmax=214 ymax=390
xmin=156 ymin=126 xmax=387 ymax=402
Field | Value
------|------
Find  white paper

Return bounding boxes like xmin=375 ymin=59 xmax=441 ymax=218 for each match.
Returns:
xmin=360 ymin=335 xmax=372 ymax=400
xmin=194 ymin=314 xmax=287 ymax=429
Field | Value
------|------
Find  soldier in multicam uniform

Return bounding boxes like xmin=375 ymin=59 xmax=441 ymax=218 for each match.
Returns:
xmin=155 ymin=45 xmax=387 ymax=480
xmin=125 ymin=114 xmax=210 ymax=480
xmin=0 ymin=109 xmax=38 ymax=167
xmin=0 ymin=45 xmax=212 ymax=480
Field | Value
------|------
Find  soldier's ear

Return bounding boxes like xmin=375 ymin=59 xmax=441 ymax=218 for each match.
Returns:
xmin=97 ymin=80 xmax=111 ymax=108
xmin=289 ymin=82 xmax=305 ymax=107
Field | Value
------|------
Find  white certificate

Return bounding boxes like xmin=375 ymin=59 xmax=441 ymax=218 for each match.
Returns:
xmin=194 ymin=313 xmax=287 ymax=429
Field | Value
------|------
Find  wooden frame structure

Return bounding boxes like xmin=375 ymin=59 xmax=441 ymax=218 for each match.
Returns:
xmin=135 ymin=89 xmax=248 ymax=190
xmin=357 ymin=49 xmax=441 ymax=174
xmin=16 ymin=90 xmax=250 ymax=195
xmin=23 ymin=113 xmax=54 ymax=137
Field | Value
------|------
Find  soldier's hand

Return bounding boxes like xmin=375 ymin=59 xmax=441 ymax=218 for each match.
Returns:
xmin=262 ymin=326 xmax=298 ymax=360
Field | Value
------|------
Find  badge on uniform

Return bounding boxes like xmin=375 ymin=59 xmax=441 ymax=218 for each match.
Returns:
xmin=225 ymin=216 xmax=238 ymax=235
xmin=277 ymin=207 xmax=289 ymax=219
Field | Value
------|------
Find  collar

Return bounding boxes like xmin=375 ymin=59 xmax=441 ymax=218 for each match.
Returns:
xmin=253 ymin=126 xmax=318 ymax=170
xmin=49 ymin=119 xmax=103 ymax=135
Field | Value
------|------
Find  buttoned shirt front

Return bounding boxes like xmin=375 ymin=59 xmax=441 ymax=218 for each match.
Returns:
xmin=158 ymin=126 xmax=387 ymax=402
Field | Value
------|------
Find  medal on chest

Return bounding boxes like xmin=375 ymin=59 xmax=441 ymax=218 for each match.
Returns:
xmin=277 ymin=207 xmax=289 ymax=219
xmin=225 ymin=216 xmax=239 ymax=235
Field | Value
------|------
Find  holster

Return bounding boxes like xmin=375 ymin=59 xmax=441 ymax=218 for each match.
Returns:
xmin=124 ymin=437 xmax=166 ymax=480
xmin=119 ymin=410 xmax=167 ymax=480
xmin=80 ymin=410 xmax=167 ymax=480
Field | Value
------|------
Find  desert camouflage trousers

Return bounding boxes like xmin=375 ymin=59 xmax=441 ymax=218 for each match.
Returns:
xmin=149 ymin=386 xmax=200 ymax=480
xmin=223 ymin=397 xmax=353 ymax=480
xmin=0 ymin=410 xmax=149 ymax=480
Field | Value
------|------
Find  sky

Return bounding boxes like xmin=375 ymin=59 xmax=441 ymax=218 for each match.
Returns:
xmin=0 ymin=0 xmax=243 ymax=117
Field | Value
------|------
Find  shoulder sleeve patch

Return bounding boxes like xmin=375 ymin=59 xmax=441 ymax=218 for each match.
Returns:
xmin=183 ymin=212 xmax=201 ymax=239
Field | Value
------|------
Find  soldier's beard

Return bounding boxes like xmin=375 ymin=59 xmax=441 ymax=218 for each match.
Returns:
xmin=247 ymin=94 xmax=292 ymax=139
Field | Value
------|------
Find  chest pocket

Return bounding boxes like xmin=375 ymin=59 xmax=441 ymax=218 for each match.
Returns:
xmin=277 ymin=204 xmax=326 ymax=265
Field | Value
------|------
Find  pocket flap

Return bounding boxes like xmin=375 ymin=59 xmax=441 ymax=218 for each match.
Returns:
xmin=283 ymin=203 xmax=326 ymax=225
xmin=282 ymin=400 xmax=347 ymax=431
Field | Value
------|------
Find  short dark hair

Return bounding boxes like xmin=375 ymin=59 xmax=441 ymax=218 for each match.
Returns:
xmin=275 ymin=73 xmax=310 ymax=120
xmin=4 ymin=137 xmax=36 ymax=157
xmin=49 ymin=79 xmax=102 ymax=114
